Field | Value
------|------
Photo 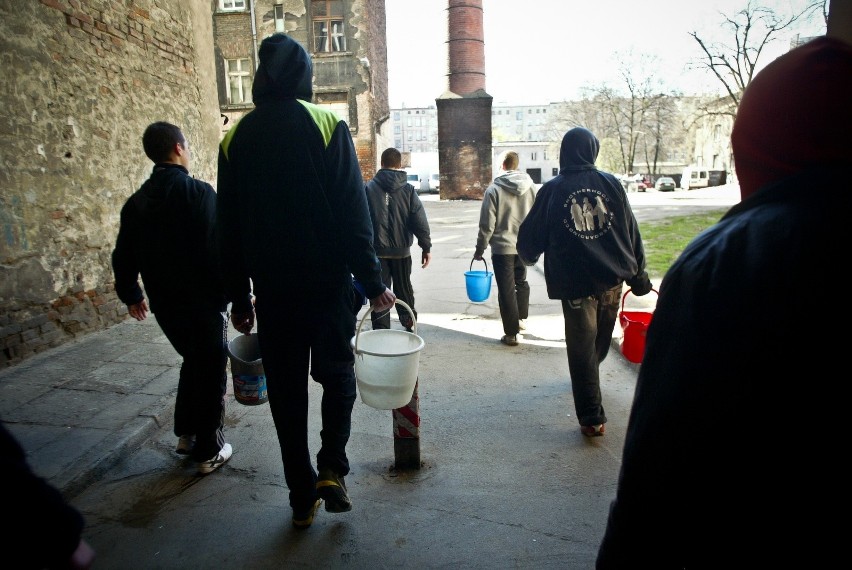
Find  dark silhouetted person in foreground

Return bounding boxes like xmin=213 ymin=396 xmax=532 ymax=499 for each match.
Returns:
xmin=597 ymin=5 xmax=852 ymax=567
xmin=217 ymin=33 xmax=395 ymax=529
xmin=1 ymin=421 xmax=95 ymax=569
xmin=517 ymin=127 xmax=652 ymax=437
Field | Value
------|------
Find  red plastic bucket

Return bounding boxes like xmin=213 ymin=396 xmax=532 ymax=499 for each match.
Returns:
xmin=618 ymin=288 xmax=659 ymax=364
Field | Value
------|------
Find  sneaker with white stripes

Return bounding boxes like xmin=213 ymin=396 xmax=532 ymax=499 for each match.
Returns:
xmin=197 ymin=443 xmax=232 ymax=475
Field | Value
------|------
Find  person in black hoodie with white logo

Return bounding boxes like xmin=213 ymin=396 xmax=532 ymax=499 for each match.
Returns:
xmin=517 ymin=127 xmax=652 ymax=438
xmin=112 ymin=121 xmax=243 ymax=476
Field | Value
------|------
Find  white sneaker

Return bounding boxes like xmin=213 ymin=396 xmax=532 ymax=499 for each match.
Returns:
xmin=176 ymin=434 xmax=195 ymax=455
xmin=518 ymin=319 xmax=527 ymax=331
xmin=197 ymin=443 xmax=232 ymax=475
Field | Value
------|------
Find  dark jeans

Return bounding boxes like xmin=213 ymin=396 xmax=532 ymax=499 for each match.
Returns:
xmin=154 ymin=307 xmax=227 ymax=462
xmin=255 ymin=283 xmax=357 ymax=513
xmin=371 ymin=256 xmax=416 ymax=330
xmin=491 ymin=254 xmax=530 ymax=336
xmin=561 ymin=283 xmax=622 ymax=427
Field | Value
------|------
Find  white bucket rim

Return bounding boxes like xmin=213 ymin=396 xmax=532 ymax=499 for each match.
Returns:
xmin=352 ymin=299 xmax=424 ymax=355
xmin=352 ymin=330 xmax=425 ymax=357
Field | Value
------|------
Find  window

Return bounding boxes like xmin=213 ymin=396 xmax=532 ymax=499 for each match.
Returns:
xmin=530 ymin=152 xmax=537 ymax=161
xmin=312 ymin=1 xmax=347 ymax=53
xmin=220 ymin=0 xmax=245 ymax=10
xmin=274 ymin=4 xmax=285 ymax=33
xmin=226 ymin=58 xmax=252 ymax=104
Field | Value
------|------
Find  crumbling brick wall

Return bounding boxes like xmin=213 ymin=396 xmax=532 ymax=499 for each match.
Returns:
xmin=0 ymin=0 xmax=220 ymax=367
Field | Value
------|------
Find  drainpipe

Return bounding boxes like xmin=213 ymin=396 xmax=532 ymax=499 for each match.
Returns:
xmin=250 ymin=0 xmax=258 ymax=70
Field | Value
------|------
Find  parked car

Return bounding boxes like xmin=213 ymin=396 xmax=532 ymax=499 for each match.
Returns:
xmin=428 ymin=173 xmax=440 ymax=193
xmin=655 ymin=176 xmax=677 ymax=192
xmin=406 ymin=172 xmax=420 ymax=189
xmin=621 ymin=174 xmax=646 ymax=192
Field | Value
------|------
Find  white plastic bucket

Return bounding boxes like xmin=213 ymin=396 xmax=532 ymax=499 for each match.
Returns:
xmin=227 ymin=333 xmax=269 ymax=406
xmin=350 ymin=300 xmax=424 ymax=410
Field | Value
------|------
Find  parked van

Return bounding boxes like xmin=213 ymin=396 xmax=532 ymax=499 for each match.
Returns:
xmin=680 ymin=166 xmax=710 ymax=190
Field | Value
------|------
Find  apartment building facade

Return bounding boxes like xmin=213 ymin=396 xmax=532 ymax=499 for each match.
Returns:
xmin=212 ymin=0 xmax=391 ymax=179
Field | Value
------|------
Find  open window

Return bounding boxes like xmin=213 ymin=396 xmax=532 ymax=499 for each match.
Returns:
xmin=273 ymin=4 xmax=285 ymax=33
xmin=226 ymin=58 xmax=252 ymax=105
xmin=312 ymin=1 xmax=347 ymax=53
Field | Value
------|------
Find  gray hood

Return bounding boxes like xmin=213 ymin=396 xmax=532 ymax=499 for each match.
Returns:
xmin=494 ymin=170 xmax=536 ymax=196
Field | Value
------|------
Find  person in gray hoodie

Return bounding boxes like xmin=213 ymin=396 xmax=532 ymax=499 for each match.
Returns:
xmin=474 ymin=151 xmax=537 ymax=346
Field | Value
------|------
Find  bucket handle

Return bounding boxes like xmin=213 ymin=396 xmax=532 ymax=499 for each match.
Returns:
xmin=469 ymin=258 xmax=489 ymax=274
xmin=353 ymin=299 xmax=417 ymax=355
xmin=621 ymin=287 xmax=659 ymax=312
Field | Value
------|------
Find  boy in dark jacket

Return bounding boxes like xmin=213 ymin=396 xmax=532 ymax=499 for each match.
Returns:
xmin=365 ymin=147 xmax=432 ymax=331
xmin=112 ymin=121 xmax=239 ymax=475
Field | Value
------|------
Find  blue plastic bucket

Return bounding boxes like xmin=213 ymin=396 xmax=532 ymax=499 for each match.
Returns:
xmin=465 ymin=259 xmax=493 ymax=303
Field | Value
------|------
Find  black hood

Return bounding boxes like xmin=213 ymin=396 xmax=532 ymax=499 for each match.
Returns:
xmin=559 ymin=127 xmax=600 ymax=171
xmin=252 ymin=33 xmax=313 ymax=104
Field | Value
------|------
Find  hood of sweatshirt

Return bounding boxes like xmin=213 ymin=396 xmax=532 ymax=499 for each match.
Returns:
xmin=559 ymin=127 xmax=599 ymax=172
xmin=493 ymin=170 xmax=536 ymax=196
xmin=251 ymin=33 xmax=313 ymax=105
xmin=371 ymin=168 xmax=409 ymax=193
xmin=131 ymin=163 xmax=187 ymax=215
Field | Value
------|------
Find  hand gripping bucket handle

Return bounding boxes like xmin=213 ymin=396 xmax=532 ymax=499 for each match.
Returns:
xmin=618 ymin=288 xmax=659 ymax=364
xmin=352 ymin=300 xmax=424 ymax=410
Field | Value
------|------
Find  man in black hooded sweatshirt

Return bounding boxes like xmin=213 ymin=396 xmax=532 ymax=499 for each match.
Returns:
xmin=517 ymin=127 xmax=652 ymax=438
xmin=112 ymin=121 xmax=239 ymax=476
xmin=364 ymin=147 xmax=432 ymax=332
xmin=217 ymin=33 xmax=395 ymax=529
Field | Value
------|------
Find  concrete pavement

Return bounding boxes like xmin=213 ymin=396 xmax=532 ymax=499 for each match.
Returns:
xmin=0 ymin=187 xmax=737 ymax=568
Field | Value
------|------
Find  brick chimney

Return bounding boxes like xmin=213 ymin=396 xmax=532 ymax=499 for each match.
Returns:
xmin=436 ymin=0 xmax=492 ymax=200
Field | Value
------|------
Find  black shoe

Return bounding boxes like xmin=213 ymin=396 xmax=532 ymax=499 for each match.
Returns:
xmin=501 ymin=335 xmax=518 ymax=346
xmin=316 ymin=468 xmax=353 ymax=513
xmin=292 ymin=498 xmax=322 ymax=529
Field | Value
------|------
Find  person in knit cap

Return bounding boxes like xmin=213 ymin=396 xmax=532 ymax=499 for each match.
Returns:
xmin=217 ymin=33 xmax=395 ymax=529
xmin=597 ymin=4 xmax=852 ymax=567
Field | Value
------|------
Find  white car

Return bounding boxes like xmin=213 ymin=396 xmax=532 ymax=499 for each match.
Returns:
xmin=428 ymin=173 xmax=440 ymax=193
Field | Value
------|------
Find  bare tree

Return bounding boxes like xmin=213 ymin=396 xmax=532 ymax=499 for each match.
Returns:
xmin=689 ymin=0 xmax=826 ymax=119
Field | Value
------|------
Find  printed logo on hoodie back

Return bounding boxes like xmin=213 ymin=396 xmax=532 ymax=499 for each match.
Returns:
xmin=562 ymin=189 xmax=614 ymax=240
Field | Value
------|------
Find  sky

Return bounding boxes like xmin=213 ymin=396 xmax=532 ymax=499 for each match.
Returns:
xmin=385 ymin=0 xmax=826 ymax=108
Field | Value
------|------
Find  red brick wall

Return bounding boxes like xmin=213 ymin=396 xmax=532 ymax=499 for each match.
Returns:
xmin=447 ymin=0 xmax=485 ymax=96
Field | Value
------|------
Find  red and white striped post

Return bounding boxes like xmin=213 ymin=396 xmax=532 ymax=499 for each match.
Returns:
xmin=392 ymin=379 xmax=421 ymax=470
